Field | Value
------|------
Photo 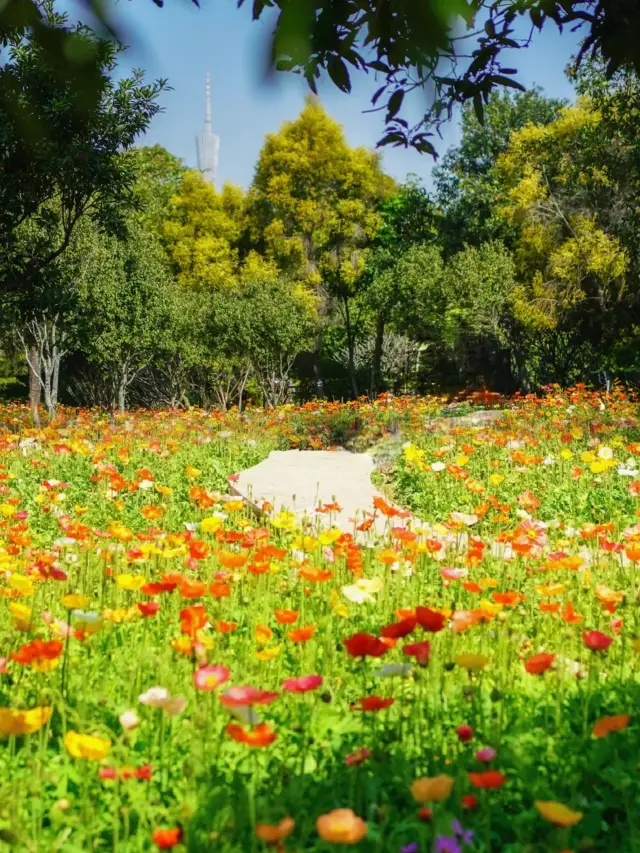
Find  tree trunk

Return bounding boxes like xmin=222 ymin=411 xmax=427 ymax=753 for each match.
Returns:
xmin=370 ymin=311 xmax=385 ymax=398
xmin=28 ymin=345 xmax=41 ymax=427
xmin=343 ymin=298 xmax=359 ymax=399
xmin=118 ymin=372 xmax=127 ymax=413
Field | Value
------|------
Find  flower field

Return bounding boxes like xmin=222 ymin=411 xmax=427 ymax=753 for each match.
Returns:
xmin=0 ymin=389 xmax=639 ymax=852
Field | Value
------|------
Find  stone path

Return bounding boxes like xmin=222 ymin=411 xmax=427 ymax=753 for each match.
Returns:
xmin=233 ymin=449 xmax=397 ymax=535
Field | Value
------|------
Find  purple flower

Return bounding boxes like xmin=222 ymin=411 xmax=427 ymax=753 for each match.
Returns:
xmin=451 ymin=821 xmax=474 ymax=847
xmin=434 ymin=836 xmax=461 ymax=853
xmin=401 ymin=844 xmax=419 ymax=853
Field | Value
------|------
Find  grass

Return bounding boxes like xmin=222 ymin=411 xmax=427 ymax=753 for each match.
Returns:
xmin=0 ymin=388 xmax=638 ymax=852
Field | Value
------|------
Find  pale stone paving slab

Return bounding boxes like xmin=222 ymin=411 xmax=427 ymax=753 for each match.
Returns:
xmin=232 ymin=449 xmax=404 ymax=535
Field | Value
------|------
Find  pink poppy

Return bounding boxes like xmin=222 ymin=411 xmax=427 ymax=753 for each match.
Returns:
xmin=193 ymin=665 xmax=230 ymax=692
xmin=345 ymin=747 xmax=371 ymax=766
xmin=475 ymin=747 xmax=496 ymax=763
xmin=220 ymin=685 xmax=280 ymax=707
xmin=440 ymin=567 xmax=468 ymax=581
xmin=0 ymin=657 xmax=8 ymax=674
xmin=282 ymin=675 xmax=323 ymax=693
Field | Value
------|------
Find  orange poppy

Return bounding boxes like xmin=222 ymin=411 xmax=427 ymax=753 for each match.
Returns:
xmin=539 ymin=602 xmax=561 ymax=614
xmin=298 ymin=566 xmax=333 ymax=582
xmin=288 ymin=626 xmax=316 ymax=643
xmin=226 ymin=723 xmax=277 ymax=747
xmin=492 ymin=591 xmax=524 ymax=606
xmin=592 ymin=713 xmax=630 ymax=738
xmin=213 ymin=620 xmax=238 ymax=633
xmin=178 ymin=580 xmax=207 ymax=599
xmin=218 ymin=551 xmax=248 ymax=570
xmin=468 ymin=770 xmax=507 ymax=789
xmin=210 ymin=582 xmax=232 ymax=599
xmin=317 ymin=809 xmax=367 ymax=844
xmin=560 ymin=601 xmax=583 ymax=624
xmin=274 ymin=609 xmax=299 ymax=625
xmin=255 ymin=816 xmax=295 ymax=845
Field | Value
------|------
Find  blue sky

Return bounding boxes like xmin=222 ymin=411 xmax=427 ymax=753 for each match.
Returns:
xmin=88 ymin=0 xmax=584 ymax=188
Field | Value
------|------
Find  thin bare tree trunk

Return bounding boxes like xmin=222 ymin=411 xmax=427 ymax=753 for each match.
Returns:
xmin=28 ymin=345 xmax=41 ymax=427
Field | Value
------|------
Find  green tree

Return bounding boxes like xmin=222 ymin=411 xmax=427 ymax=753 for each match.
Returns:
xmin=209 ymin=275 xmax=317 ymax=408
xmin=127 ymin=145 xmax=187 ymax=235
xmin=365 ymin=180 xmax=439 ymax=394
xmin=73 ymin=223 xmax=175 ymax=412
xmin=0 ymin=4 xmax=165 ymax=298
xmin=434 ymin=88 xmax=566 ymax=254
xmin=440 ymin=241 xmax=518 ymax=389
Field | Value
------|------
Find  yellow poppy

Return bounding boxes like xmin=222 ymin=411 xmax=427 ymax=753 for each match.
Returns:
xmin=115 ymin=574 xmax=146 ymax=592
xmin=0 ymin=706 xmax=52 ymax=736
xmin=410 ymin=775 xmax=455 ymax=803
xmin=255 ymin=645 xmax=281 ymax=661
xmin=60 ymin=593 xmax=89 ymax=610
xmin=200 ymin=516 xmax=223 ymax=533
xmin=454 ymin=653 xmax=490 ymax=670
xmin=534 ymin=801 xmax=583 ymax=827
xmin=64 ymin=731 xmax=111 ymax=760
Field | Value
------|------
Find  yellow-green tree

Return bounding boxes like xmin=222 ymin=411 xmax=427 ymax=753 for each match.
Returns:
xmin=163 ymin=171 xmax=246 ymax=290
xmin=496 ymin=101 xmax=628 ymax=333
xmin=247 ymin=97 xmax=393 ymax=395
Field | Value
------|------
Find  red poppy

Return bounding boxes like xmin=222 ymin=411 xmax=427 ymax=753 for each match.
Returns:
xmin=415 ymin=607 xmax=446 ymax=632
xmin=220 ymin=686 xmax=279 ymax=707
xmin=226 ymin=722 xmax=277 ymax=747
xmin=380 ymin=617 xmax=416 ymax=639
xmin=189 ymin=540 xmax=209 ymax=561
xmin=152 ymin=828 xmax=182 ymax=849
xmin=180 ymin=604 xmax=207 ymax=637
xmin=343 ymin=632 xmax=388 ymax=658
xmin=468 ymin=770 xmax=507 ymax=789
xmin=350 ymin=696 xmax=395 ymax=712
xmin=583 ymin=630 xmax=613 ymax=651
xmin=462 ymin=795 xmax=478 ymax=810
xmin=524 ymin=653 xmax=555 ymax=674
xmin=138 ymin=601 xmax=160 ymax=618
xmin=141 ymin=580 xmax=177 ymax=595
xmin=11 ymin=639 xmax=63 ymax=666
xmin=456 ymin=724 xmax=473 ymax=742
xmin=402 ymin=640 xmax=431 ymax=665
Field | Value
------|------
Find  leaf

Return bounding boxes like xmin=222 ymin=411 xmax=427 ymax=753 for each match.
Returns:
xmin=490 ymin=75 xmax=526 ymax=91
xmin=371 ymin=85 xmax=386 ymax=106
xmin=327 ymin=56 xmax=351 ymax=93
xmin=386 ymin=89 xmax=404 ymax=120
xmin=376 ymin=132 xmax=406 ymax=148
xmin=473 ymin=92 xmax=485 ymax=124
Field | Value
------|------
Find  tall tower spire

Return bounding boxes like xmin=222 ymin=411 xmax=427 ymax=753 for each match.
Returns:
xmin=205 ymin=70 xmax=212 ymax=132
xmin=196 ymin=70 xmax=219 ymax=187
